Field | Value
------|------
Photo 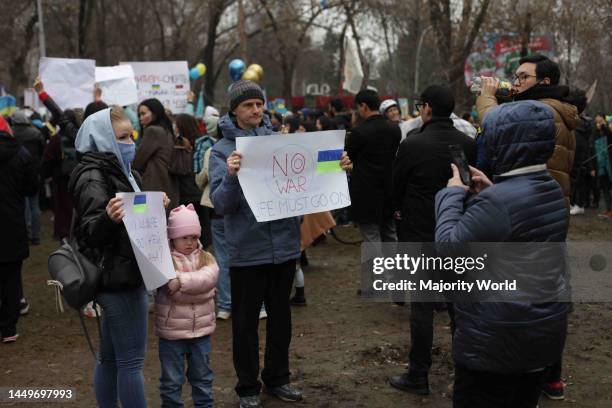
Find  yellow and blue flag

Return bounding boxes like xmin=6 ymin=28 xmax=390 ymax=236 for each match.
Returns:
xmin=316 ymin=149 xmax=343 ymax=173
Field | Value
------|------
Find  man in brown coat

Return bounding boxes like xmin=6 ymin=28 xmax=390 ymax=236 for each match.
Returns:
xmin=476 ymin=55 xmax=578 ymax=207
xmin=476 ymin=55 xmax=577 ymax=400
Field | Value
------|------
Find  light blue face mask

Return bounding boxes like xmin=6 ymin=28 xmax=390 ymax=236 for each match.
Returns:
xmin=117 ymin=141 xmax=135 ymax=172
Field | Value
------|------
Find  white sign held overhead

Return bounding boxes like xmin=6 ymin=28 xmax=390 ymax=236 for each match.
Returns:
xmin=95 ymin=65 xmax=139 ymax=106
xmin=342 ymin=36 xmax=364 ymax=94
xmin=236 ymin=130 xmax=351 ymax=222
xmin=116 ymin=191 xmax=176 ymax=291
xmin=39 ymin=57 xmax=96 ymax=110
xmin=120 ymin=61 xmax=189 ymax=111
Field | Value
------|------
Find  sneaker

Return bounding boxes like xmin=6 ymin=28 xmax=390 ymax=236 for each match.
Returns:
xmin=217 ymin=309 xmax=231 ymax=320
xmin=569 ymin=205 xmax=584 ymax=215
xmin=389 ymin=372 xmax=430 ymax=395
xmin=259 ymin=308 xmax=267 ymax=320
xmin=542 ymin=381 xmax=565 ymax=400
xmin=2 ymin=334 xmax=19 ymax=343
xmin=239 ymin=395 xmax=262 ymax=408
xmin=265 ymin=384 xmax=303 ymax=402
xmin=19 ymin=298 xmax=30 ymax=315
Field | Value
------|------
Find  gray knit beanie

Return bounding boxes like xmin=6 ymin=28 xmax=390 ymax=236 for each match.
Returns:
xmin=229 ymin=80 xmax=265 ymax=112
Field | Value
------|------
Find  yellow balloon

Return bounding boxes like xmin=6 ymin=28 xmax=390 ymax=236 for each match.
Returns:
xmin=196 ymin=63 xmax=206 ymax=76
xmin=247 ymin=64 xmax=264 ymax=79
xmin=241 ymin=68 xmax=260 ymax=82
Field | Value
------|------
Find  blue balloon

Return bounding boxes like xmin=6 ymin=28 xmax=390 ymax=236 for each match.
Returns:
xmin=189 ymin=67 xmax=201 ymax=81
xmin=229 ymin=59 xmax=246 ymax=81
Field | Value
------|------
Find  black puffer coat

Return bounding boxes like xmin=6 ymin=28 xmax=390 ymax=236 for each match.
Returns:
xmin=68 ymin=152 xmax=143 ymax=291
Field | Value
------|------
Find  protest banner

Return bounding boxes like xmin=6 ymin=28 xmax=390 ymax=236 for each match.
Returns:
xmin=95 ymin=65 xmax=139 ymax=106
xmin=121 ymin=61 xmax=189 ymax=111
xmin=39 ymin=57 xmax=96 ymax=110
xmin=236 ymin=130 xmax=351 ymax=222
xmin=116 ymin=191 xmax=176 ymax=291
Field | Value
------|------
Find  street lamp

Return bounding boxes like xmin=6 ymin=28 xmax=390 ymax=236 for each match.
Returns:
xmin=414 ymin=25 xmax=432 ymax=97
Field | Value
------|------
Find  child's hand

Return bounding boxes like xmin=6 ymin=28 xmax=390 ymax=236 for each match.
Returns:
xmin=167 ymin=278 xmax=181 ymax=295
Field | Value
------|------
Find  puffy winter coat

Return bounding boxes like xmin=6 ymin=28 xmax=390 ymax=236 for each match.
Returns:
xmin=477 ymin=85 xmax=578 ymax=205
xmin=69 ymin=109 xmax=143 ymax=292
xmin=209 ymin=114 xmax=300 ymax=267
xmin=0 ymin=131 xmax=39 ymax=263
xmin=155 ymin=247 xmax=218 ymax=340
xmin=435 ymin=100 xmax=570 ymax=373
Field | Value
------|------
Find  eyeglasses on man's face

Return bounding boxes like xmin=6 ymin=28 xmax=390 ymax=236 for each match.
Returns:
xmin=513 ymin=73 xmax=536 ymax=84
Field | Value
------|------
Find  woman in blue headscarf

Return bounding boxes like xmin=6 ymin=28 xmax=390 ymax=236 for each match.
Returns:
xmin=68 ymin=107 xmax=168 ymax=408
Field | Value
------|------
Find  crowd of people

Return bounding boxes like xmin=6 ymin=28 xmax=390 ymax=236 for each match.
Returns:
xmin=0 ymin=52 xmax=609 ymax=407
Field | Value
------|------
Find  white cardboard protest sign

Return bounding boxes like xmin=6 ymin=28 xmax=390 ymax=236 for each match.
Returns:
xmin=116 ymin=191 xmax=176 ymax=291
xmin=95 ymin=65 xmax=139 ymax=106
xmin=120 ymin=61 xmax=189 ymax=112
xmin=236 ymin=130 xmax=351 ymax=222
xmin=39 ymin=57 xmax=95 ymax=110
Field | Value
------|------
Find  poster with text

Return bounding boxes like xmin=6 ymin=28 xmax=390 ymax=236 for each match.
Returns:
xmin=236 ymin=130 xmax=351 ymax=222
xmin=39 ymin=57 xmax=96 ymax=110
xmin=121 ymin=61 xmax=189 ymax=112
xmin=116 ymin=191 xmax=176 ymax=291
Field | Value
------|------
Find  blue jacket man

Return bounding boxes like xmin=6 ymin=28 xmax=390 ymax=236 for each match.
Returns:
xmin=435 ymin=100 xmax=571 ymax=407
xmin=208 ymin=80 xmax=302 ymax=408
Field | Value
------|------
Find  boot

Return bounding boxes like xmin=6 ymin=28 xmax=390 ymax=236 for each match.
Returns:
xmin=389 ymin=371 xmax=430 ymax=395
xmin=290 ymin=287 xmax=307 ymax=306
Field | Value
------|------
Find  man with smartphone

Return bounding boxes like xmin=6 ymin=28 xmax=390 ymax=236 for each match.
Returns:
xmin=390 ymin=85 xmax=476 ymax=395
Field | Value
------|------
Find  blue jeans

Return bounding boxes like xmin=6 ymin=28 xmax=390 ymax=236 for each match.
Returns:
xmin=211 ymin=218 xmax=231 ymax=311
xmin=94 ymin=286 xmax=148 ymax=408
xmin=159 ymin=336 xmax=214 ymax=408
xmin=24 ymin=192 xmax=41 ymax=241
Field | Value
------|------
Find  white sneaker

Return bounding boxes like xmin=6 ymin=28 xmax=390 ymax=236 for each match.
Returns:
xmin=217 ymin=310 xmax=231 ymax=320
xmin=570 ymin=205 xmax=584 ymax=215
xmin=259 ymin=308 xmax=268 ymax=319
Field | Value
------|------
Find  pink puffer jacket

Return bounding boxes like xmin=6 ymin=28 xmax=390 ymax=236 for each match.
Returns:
xmin=155 ymin=247 xmax=219 ymax=340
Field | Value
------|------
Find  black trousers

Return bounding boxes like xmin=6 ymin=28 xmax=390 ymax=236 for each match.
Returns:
xmin=408 ymin=302 xmax=455 ymax=374
xmin=453 ymin=364 xmax=546 ymax=408
xmin=230 ymin=259 xmax=296 ymax=397
xmin=0 ymin=261 xmax=23 ymax=338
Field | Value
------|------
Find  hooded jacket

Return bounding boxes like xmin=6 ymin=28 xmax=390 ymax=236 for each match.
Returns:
xmin=0 ymin=130 xmax=39 ymax=262
xmin=209 ymin=114 xmax=300 ymax=267
xmin=155 ymin=244 xmax=219 ymax=340
xmin=477 ymin=85 xmax=578 ymax=205
xmin=435 ymin=100 xmax=570 ymax=374
xmin=69 ymin=109 xmax=143 ymax=291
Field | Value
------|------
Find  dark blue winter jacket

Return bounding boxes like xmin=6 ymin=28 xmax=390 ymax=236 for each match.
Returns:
xmin=435 ymin=100 xmax=571 ymax=373
xmin=209 ymin=114 xmax=300 ymax=267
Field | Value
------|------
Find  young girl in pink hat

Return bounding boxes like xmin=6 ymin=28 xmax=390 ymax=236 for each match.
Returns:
xmin=155 ymin=204 xmax=219 ymax=407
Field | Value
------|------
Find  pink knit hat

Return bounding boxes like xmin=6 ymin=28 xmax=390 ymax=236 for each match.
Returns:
xmin=167 ymin=204 xmax=201 ymax=239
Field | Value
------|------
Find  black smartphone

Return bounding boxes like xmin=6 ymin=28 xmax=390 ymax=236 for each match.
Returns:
xmin=448 ymin=144 xmax=471 ymax=186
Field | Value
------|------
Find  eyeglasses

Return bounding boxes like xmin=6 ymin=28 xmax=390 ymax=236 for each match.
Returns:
xmin=415 ymin=102 xmax=426 ymax=111
xmin=513 ymin=73 xmax=536 ymax=84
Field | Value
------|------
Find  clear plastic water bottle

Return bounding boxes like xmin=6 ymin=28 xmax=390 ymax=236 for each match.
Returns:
xmin=471 ymin=76 xmax=515 ymax=98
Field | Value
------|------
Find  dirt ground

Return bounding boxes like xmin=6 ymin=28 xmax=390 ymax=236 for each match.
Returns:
xmin=1 ymin=210 xmax=611 ymax=408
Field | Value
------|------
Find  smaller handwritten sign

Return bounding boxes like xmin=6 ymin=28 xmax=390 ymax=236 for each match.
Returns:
xmin=236 ymin=130 xmax=351 ymax=222
xmin=116 ymin=191 xmax=176 ymax=290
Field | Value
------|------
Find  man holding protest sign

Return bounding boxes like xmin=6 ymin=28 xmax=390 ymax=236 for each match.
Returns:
xmin=209 ymin=80 xmax=351 ymax=408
